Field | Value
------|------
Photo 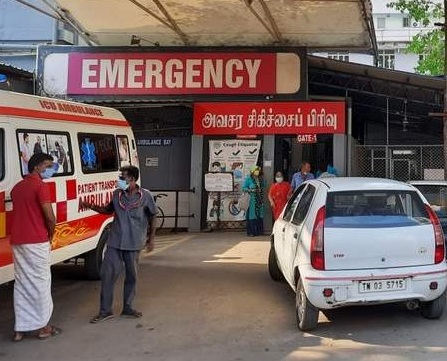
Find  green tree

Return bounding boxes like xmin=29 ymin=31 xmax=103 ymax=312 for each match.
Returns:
xmin=387 ymin=0 xmax=444 ymax=75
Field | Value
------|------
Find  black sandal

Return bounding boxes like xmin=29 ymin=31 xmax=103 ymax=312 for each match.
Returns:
xmin=90 ymin=313 xmax=114 ymax=324
xmin=120 ymin=309 xmax=142 ymax=318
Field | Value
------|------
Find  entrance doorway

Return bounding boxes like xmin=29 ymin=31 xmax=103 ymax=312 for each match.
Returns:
xmin=274 ymin=135 xmax=334 ymax=180
xmin=390 ymin=158 xmax=418 ymax=181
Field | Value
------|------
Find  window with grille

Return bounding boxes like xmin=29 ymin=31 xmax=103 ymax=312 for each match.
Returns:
xmin=402 ymin=17 xmax=410 ymax=28
xmin=328 ymin=52 xmax=350 ymax=62
xmin=378 ymin=50 xmax=395 ymax=69
xmin=377 ymin=17 xmax=386 ymax=28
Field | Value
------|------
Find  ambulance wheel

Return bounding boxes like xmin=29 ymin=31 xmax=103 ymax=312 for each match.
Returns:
xmin=84 ymin=226 xmax=110 ymax=280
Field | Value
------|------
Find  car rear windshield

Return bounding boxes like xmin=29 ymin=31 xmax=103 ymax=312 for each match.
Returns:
xmin=325 ymin=190 xmax=430 ymax=228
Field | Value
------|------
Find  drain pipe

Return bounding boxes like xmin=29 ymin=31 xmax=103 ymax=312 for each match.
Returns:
xmin=0 ymin=44 xmax=37 ymax=49
xmin=52 ymin=18 xmax=59 ymax=44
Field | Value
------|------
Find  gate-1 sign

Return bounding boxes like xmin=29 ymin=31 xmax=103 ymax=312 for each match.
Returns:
xmin=297 ymin=134 xmax=317 ymax=143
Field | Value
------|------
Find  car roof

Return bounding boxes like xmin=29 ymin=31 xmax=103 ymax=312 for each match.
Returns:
xmin=409 ymin=180 xmax=447 ymax=186
xmin=310 ymin=177 xmax=416 ymax=192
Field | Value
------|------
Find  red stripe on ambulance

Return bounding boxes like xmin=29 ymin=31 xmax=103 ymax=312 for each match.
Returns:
xmin=66 ymin=179 xmax=77 ymax=200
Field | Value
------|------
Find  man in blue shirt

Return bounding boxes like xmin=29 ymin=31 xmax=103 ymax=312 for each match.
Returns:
xmin=82 ymin=165 xmax=158 ymax=323
xmin=288 ymin=161 xmax=315 ymax=198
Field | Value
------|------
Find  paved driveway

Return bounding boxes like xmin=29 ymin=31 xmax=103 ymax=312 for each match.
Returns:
xmin=0 ymin=232 xmax=446 ymax=361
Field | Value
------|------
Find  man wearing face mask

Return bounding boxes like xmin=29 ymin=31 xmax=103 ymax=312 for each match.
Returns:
xmin=10 ymin=153 xmax=60 ymax=342
xmin=81 ymin=165 xmax=158 ymax=324
xmin=287 ymin=161 xmax=314 ymax=198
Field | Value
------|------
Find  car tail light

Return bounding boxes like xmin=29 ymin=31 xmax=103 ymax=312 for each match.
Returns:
xmin=311 ymin=206 xmax=325 ymax=270
xmin=323 ymin=288 xmax=333 ymax=297
xmin=425 ymin=205 xmax=445 ymax=264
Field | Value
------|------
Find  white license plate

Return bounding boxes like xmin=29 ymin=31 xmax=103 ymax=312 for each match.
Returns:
xmin=359 ymin=279 xmax=406 ymax=293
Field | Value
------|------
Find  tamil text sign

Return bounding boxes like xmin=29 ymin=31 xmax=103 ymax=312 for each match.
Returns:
xmin=193 ymin=102 xmax=346 ymax=135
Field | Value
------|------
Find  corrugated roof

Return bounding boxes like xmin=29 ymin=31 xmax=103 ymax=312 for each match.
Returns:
xmin=0 ymin=63 xmax=33 ymax=78
xmin=308 ymin=55 xmax=444 ymax=136
xmin=67 ymin=96 xmax=192 ymax=107
xmin=308 ymin=55 xmax=445 ymax=91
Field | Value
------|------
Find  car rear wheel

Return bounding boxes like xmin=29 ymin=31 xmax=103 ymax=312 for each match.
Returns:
xmin=268 ymin=245 xmax=284 ymax=281
xmin=421 ymin=291 xmax=447 ymax=319
xmin=295 ymin=278 xmax=319 ymax=331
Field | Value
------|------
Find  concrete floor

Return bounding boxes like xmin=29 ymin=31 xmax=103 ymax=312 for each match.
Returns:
xmin=1 ymin=232 xmax=447 ymax=361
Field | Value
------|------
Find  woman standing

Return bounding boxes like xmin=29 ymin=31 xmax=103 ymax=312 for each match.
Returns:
xmin=268 ymin=171 xmax=291 ymax=220
xmin=242 ymin=165 xmax=266 ymax=236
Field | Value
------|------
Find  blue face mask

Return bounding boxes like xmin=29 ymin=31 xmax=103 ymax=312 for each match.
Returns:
xmin=40 ymin=167 xmax=56 ymax=179
xmin=117 ymin=179 xmax=129 ymax=191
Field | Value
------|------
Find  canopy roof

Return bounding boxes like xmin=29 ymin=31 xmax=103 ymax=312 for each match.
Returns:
xmin=51 ymin=0 xmax=377 ymax=51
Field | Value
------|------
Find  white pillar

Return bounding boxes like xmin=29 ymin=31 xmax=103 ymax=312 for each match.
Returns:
xmin=189 ymin=135 xmax=203 ymax=231
xmin=263 ymin=135 xmax=275 ymax=232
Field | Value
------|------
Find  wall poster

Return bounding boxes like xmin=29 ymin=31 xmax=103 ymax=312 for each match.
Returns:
xmin=206 ymin=139 xmax=261 ymax=222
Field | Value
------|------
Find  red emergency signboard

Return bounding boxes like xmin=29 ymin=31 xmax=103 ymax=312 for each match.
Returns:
xmin=193 ymin=102 xmax=346 ymax=135
xmin=67 ymin=52 xmax=301 ymax=96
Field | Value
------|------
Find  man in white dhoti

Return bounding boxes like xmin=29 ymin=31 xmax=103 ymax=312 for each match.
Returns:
xmin=10 ymin=153 xmax=60 ymax=342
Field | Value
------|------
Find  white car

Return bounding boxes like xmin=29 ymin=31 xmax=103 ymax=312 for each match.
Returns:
xmin=269 ymin=177 xmax=447 ymax=331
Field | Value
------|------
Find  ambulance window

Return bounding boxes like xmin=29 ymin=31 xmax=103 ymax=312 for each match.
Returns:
xmin=16 ymin=130 xmax=74 ymax=177
xmin=78 ymin=133 xmax=118 ymax=173
xmin=0 ymin=129 xmax=4 ymax=181
xmin=117 ymin=135 xmax=130 ymax=166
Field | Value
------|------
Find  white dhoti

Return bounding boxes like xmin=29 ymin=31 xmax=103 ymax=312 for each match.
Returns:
xmin=12 ymin=242 xmax=53 ymax=332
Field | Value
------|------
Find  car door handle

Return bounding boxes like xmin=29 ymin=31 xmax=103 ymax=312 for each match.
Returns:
xmin=282 ymin=228 xmax=286 ymax=232
xmin=293 ymin=233 xmax=298 ymax=239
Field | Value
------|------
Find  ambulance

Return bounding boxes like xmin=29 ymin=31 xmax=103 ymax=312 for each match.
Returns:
xmin=0 ymin=90 xmax=139 ymax=284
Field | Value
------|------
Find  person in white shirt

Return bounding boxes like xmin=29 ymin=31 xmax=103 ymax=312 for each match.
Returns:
xmin=20 ymin=133 xmax=32 ymax=175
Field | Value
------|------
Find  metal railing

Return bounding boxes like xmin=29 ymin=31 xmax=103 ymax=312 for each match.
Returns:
xmin=353 ymin=144 xmax=444 ymax=181
xmin=152 ymin=188 xmax=195 ymax=233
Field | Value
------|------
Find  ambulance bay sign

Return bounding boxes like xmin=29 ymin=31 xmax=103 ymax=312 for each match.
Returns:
xmin=37 ymin=47 xmax=305 ymax=97
xmin=193 ymin=102 xmax=346 ymax=135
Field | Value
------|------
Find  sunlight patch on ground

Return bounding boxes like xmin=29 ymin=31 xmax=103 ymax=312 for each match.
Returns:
xmin=283 ymin=345 xmax=447 ymax=361
xmin=203 ymin=240 xmax=269 ymax=264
